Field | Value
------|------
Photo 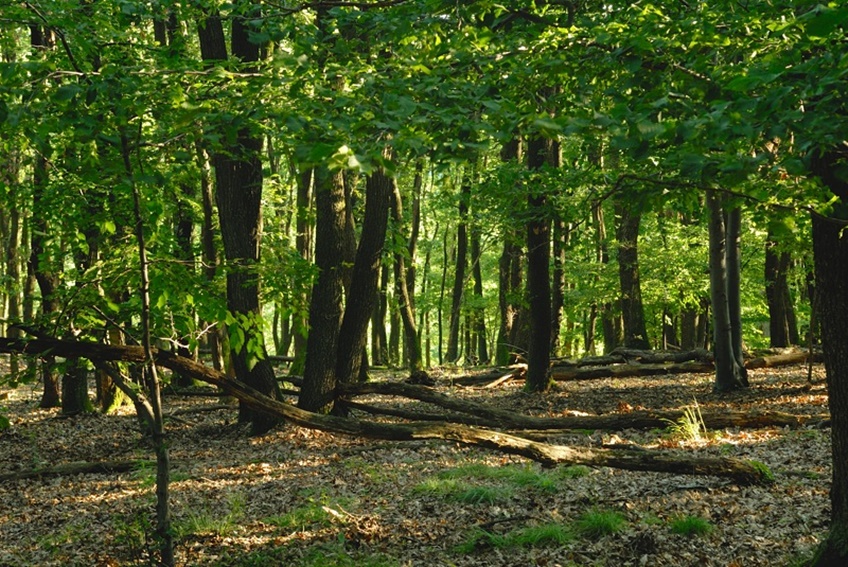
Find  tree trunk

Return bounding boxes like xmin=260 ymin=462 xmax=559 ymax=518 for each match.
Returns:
xmin=446 ymin=169 xmax=471 ymax=363
xmin=810 ymin=150 xmax=848 ymax=566
xmin=496 ymin=137 xmax=523 ymax=365
xmin=335 ymin=166 xmax=391 ymax=388
xmin=371 ymin=264 xmax=389 ymax=366
xmin=525 ymin=134 xmax=552 ymax=391
xmin=615 ymin=199 xmax=650 ymax=349
xmin=551 ymin=218 xmax=567 ymax=357
xmin=299 ymin=166 xmax=346 ymax=413
xmin=470 ymin=224 xmax=489 ymax=364
xmin=707 ymin=191 xmax=748 ymax=392
xmin=199 ymin=9 xmax=282 ymax=434
xmin=290 ymin=166 xmax=314 ymax=375
xmin=390 ymin=178 xmax=426 ymax=378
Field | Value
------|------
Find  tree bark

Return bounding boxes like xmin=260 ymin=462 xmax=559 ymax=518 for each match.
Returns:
xmin=525 ymin=135 xmax=552 ymax=391
xmin=197 ymin=8 xmax=281 ymax=434
xmin=390 ymin=177 xmax=426 ymax=378
xmin=446 ymin=168 xmax=471 ymax=363
xmin=335 ymin=166 xmax=391 ymax=388
xmin=299 ymin=166 xmax=346 ymax=413
xmin=810 ymin=149 xmax=848 ymax=566
xmin=615 ymin=199 xmax=650 ymax=349
xmin=707 ymin=191 xmax=748 ymax=392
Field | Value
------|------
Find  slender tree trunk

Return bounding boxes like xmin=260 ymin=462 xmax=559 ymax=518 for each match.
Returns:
xmin=197 ymin=142 xmax=226 ymax=373
xmin=470 ymin=225 xmax=489 ymax=364
xmin=446 ymin=169 xmax=470 ymax=363
xmin=391 ymin=180 xmax=426 ymax=378
xmin=525 ymin=134 xmax=552 ymax=391
xmin=551 ymin=218 xmax=567 ymax=357
xmin=725 ymin=205 xmax=745 ymax=369
xmin=708 ymin=191 xmax=747 ymax=392
xmin=371 ymin=264 xmax=389 ymax=366
xmin=495 ymin=137 xmax=524 ymax=365
xmin=615 ymin=199 xmax=650 ymax=349
xmin=290 ymin=167 xmax=313 ymax=375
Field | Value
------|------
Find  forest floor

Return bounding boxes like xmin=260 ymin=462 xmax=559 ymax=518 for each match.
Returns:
xmin=0 ymin=358 xmax=831 ymax=567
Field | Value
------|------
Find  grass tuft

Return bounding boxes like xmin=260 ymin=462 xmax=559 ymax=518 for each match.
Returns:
xmin=575 ymin=509 xmax=627 ymax=539
xmin=669 ymin=515 xmax=714 ymax=537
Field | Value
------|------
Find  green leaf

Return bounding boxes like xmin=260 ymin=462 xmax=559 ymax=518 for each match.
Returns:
xmin=54 ymin=84 xmax=82 ymax=102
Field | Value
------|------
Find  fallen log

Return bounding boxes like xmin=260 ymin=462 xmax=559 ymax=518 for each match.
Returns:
xmin=552 ymin=348 xmax=713 ymax=369
xmin=0 ymin=459 xmax=143 ymax=482
xmin=0 ymin=337 xmax=774 ymax=484
xmin=746 ymin=351 xmax=824 ymax=369
xmin=549 ymin=351 xmax=822 ymax=382
xmin=550 ymin=361 xmax=715 ymax=382
xmin=339 ymin=380 xmax=819 ymax=430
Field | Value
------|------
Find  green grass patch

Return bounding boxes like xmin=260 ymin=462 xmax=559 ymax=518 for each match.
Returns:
xmin=669 ymin=515 xmax=714 ymax=537
xmin=175 ymin=493 xmax=245 ymax=538
xmin=437 ymin=462 xmax=576 ymax=492
xmin=575 ymin=509 xmax=627 ymax=540
xmin=413 ymin=477 xmax=511 ymax=503
xmin=555 ymin=465 xmax=592 ymax=480
xmin=265 ymin=496 xmax=354 ymax=532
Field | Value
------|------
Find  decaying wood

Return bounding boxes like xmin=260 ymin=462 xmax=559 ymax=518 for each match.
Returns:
xmin=549 ymin=351 xmax=820 ymax=382
xmin=553 ymin=348 xmax=714 ymax=368
xmin=450 ymin=364 xmax=527 ymax=387
xmin=550 ymin=361 xmax=716 ymax=381
xmin=746 ymin=351 xmax=823 ymax=369
xmin=338 ymin=380 xmax=819 ymax=430
xmin=0 ymin=459 xmax=142 ymax=482
xmin=0 ymin=337 xmax=774 ymax=484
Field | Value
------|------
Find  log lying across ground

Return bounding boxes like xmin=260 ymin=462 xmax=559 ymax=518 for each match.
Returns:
xmin=547 ymin=349 xmax=822 ymax=382
xmin=0 ymin=337 xmax=774 ymax=484
xmin=337 ymin=380 xmax=821 ymax=431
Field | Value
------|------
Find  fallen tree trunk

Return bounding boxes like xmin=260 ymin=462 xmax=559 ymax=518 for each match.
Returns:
xmin=549 ymin=352 xmax=821 ymax=382
xmin=746 ymin=351 xmax=823 ymax=369
xmin=0 ymin=337 xmax=774 ymax=484
xmin=0 ymin=459 xmax=142 ymax=482
xmin=338 ymin=381 xmax=819 ymax=430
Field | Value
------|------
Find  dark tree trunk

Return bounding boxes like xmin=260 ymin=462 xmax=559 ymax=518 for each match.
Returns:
xmin=290 ymin=167 xmax=314 ymax=375
xmin=470 ymin=225 xmax=489 ymax=364
xmin=391 ymin=179 xmax=426 ymax=377
xmin=495 ymin=137 xmax=524 ymax=366
xmin=200 ymin=11 xmax=281 ymax=433
xmin=615 ymin=200 xmax=650 ymax=349
xmin=810 ymin=150 xmax=848 ymax=566
xmin=299 ymin=167 xmax=346 ymax=413
xmin=335 ymin=167 xmax=391 ymax=388
xmin=28 ymin=51 xmax=61 ymax=407
xmin=551 ymin=218 xmax=567 ymax=357
xmin=707 ymin=191 xmax=747 ymax=392
xmin=765 ymin=228 xmax=799 ymax=347
xmin=525 ymin=135 xmax=552 ymax=391
xmin=371 ymin=264 xmax=389 ymax=366
xmin=725 ymin=206 xmax=745 ymax=369
xmin=446 ymin=170 xmax=471 ymax=363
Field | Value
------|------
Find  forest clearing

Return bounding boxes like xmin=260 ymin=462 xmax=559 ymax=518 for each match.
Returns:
xmin=0 ymin=359 xmax=831 ymax=566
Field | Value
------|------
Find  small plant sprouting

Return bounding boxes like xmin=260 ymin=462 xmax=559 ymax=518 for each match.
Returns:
xmin=669 ymin=515 xmax=714 ymax=537
xmin=663 ymin=398 xmax=708 ymax=442
xmin=455 ymin=523 xmax=573 ymax=553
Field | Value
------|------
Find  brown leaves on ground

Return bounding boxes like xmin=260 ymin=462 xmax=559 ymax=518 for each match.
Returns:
xmin=0 ymin=361 xmax=831 ymax=566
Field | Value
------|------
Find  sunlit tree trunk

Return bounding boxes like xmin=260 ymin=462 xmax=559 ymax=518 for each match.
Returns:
xmin=446 ymin=167 xmax=471 ymax=363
